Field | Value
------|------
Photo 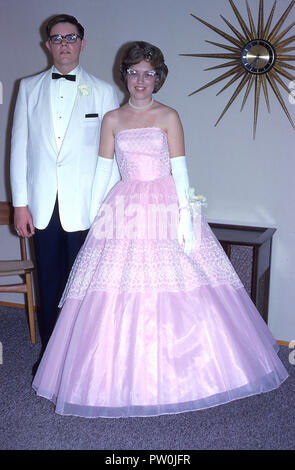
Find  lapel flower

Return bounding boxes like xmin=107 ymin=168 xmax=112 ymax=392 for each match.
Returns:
xmin=78 ymin=84 xmax=90 ymax=96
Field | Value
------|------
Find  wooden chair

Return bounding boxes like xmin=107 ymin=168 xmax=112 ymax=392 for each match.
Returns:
xmin=0 ymin=202 xmax=36 ymax=343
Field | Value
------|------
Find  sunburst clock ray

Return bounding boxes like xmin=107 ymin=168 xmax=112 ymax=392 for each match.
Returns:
xmin=180 ymin=0 xmax=295 ymax=139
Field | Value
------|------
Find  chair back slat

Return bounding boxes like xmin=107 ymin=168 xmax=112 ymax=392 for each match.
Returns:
xmin=0 ymin=202 xmax=13 ymax=225
xmin=20 ymin=237 xmax=28 ymax=260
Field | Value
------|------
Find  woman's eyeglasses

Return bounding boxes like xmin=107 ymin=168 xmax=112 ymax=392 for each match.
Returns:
xmin=126 ymin=68 xmax=157 ymax=81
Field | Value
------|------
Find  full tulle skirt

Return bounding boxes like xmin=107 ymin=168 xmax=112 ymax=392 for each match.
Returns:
xmin=32 ymin=285 xmax=287 ymax=418
xmin=32 ymin=176 xmax=288 ymax=418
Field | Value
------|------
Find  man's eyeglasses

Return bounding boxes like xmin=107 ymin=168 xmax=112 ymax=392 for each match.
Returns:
xmin=48 ymin=33 xmax=82 ymax=44
xmin=126 ymin=68 xmax=157 ymax=81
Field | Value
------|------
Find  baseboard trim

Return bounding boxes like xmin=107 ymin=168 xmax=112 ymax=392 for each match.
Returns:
xmin=276 ymin=340 xmax=292 ymax=347
xmin=0 ymin=300 xmax=292 ymax=345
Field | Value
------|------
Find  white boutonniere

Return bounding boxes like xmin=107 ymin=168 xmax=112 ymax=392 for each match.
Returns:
xmin=78 ymin=84 xmax=90 ymax=96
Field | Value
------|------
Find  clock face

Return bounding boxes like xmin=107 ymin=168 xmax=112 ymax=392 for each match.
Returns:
xmin=241 ymin=40 xmax=276 ymax=75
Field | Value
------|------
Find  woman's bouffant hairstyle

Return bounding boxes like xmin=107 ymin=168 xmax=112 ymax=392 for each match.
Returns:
xmin=120 ymin=41 xmax=168 ymax=93
xmin=46 ymin=14 xmax=84 ymax=39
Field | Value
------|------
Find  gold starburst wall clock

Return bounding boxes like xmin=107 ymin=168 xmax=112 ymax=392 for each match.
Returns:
xmin=180 ymin=0 xmax=295 ymax=138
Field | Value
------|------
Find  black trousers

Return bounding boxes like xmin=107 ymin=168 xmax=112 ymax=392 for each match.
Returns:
xmin=33 ymin=201 xmax=88 ymax=347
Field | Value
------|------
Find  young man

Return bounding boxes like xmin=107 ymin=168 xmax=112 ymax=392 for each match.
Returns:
xmin=10 ymin=14 xmax=119 ymax=347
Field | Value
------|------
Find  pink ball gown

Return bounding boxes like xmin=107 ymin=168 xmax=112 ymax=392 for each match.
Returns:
xmin=32 ymin=127 xmax=288 ymax=418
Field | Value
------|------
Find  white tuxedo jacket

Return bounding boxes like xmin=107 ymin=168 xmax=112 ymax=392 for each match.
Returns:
xmin=10 ymin=67 xmax=119 ymax=231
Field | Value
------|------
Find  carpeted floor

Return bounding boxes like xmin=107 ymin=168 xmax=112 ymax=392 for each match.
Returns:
xmin=0 ymin=305 xmax=294 ymax=450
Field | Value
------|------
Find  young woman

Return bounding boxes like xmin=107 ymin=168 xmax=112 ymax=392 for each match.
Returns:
xmin=32 ymin=42 xmax=288 ymax=418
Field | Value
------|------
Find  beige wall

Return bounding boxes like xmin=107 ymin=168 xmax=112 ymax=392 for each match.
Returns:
xmin=0 ymin=0 xmax=294 ymax=341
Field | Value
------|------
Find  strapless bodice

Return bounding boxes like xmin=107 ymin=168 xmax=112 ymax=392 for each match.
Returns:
xmin=115 ymin=127 xmax=171 ymax=181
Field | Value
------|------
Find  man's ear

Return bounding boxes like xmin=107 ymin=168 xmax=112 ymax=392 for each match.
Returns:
xmin=45 ymin=40 xmax=51 ymax=53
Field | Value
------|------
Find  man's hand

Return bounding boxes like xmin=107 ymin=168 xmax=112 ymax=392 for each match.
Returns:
xmin=14 ymin=206 xmax=35 ymax=238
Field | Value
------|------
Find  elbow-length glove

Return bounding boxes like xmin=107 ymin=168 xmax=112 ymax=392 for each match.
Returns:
xmin=170 ymin=156 xmax=195 ymax=255
xmin=89 ymin=156 xmax=115 ymax=223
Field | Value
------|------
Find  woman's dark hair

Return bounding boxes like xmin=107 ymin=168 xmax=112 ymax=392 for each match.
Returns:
xmin=120 ymin=41 xmax=168 ymax=93
xmin=46 ymin=14 xmax=84 ymax=39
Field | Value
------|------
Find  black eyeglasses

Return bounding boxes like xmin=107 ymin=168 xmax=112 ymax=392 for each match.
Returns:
xmin=48 ymin=33 xmax=82 ymax=44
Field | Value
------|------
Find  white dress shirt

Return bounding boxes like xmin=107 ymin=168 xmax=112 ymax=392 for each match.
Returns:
xmin=50 ymin=65 xmax=80 ymax=151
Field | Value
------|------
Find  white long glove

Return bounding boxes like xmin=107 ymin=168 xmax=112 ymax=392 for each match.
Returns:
xmin=89 ymin=156 xmax=115 ymax=223
xmin=105 ymin=156 xmax=121 ymax=196
xmin=170 ymin=156 xmax=195 ymax=255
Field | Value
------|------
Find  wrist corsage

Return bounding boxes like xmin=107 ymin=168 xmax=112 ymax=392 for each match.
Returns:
xmin=188 ymin=187 xmax=207 ymax=216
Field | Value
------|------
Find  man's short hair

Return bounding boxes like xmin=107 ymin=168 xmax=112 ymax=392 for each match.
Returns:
xmin=46 ymin=14 xmax=84 ymax=39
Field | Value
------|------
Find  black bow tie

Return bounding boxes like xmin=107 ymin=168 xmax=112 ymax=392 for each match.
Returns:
xmin=52 ymin=72 xmax=76 ymax=81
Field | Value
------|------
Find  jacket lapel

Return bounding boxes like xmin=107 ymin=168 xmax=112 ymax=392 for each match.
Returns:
xmin=58 ymin=68 xmax=89 ymax=156
xmin=38 ymin=69 xmax=59 ymax=154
